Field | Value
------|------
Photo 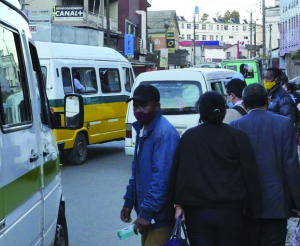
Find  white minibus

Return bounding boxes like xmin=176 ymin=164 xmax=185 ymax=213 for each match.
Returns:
xmin=0 ymin=1 xmax=84 ymax=245
xmin=125 ymin=68 xmax=235 ymax=155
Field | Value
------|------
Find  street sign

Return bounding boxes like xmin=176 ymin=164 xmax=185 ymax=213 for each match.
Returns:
xmin=53 ymin=6 xmax=84 ymax=21
xmin=124 ymin=34 xmax=134 ymax=56
xmin=167 ymin=31 xmax=175 ymax=39
xmin=167 ymin=39 xmax=175 ymax=53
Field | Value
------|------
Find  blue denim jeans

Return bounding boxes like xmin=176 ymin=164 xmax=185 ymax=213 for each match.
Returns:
xmin=184 ymin=206 xmax=244 ymax=246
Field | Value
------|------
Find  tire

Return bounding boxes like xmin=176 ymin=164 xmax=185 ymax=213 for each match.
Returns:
xmin=54 ymin=205 xmax=69 ymax=246
xmin=67 ymin=133 xmax=87 ymax=165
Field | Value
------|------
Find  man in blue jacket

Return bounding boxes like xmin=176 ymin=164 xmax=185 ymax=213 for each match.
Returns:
xmin=264 ymin=67 xmax=296 ymax=122
xmin=121 ymin=84 xmax=180 ymax=246
xmin=230 ymin=83 xmax=300 ymax=245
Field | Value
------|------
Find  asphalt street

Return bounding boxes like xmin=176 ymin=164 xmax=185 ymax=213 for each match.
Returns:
xmin=61 ymin=141 xmax=141 ymax=246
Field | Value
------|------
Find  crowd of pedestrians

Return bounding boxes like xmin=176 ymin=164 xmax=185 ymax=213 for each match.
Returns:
xmin=120 ymin=67 xmax=300 ymax=246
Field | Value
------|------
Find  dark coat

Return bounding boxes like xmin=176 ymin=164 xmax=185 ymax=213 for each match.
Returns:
xmin=172 ymin=123 xmax=262 ymax=219
xmin=230 ymin=109 xmax=300 ymax=218
xmin=268 ymin=83 xmax=296 ymax=122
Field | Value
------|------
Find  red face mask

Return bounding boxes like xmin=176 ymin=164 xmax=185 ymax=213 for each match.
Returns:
xmin=134 ymin=111 xmax=156 ymax=124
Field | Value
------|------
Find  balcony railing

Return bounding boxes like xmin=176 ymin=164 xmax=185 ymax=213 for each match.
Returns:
xmin=84 ymin=11 xmax=118 ymax=32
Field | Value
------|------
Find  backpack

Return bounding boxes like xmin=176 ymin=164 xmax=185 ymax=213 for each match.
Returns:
xmin=232 ymin=105 xmax=247 ymax=116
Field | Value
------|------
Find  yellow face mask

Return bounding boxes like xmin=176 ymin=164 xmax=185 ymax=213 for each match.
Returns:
xmin=264 ymin=80 xmax=276 ymax=90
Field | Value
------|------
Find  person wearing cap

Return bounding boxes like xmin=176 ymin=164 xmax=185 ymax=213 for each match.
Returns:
xmin=223 ymin=79 xmax=248 ymax=124
xmin=120 ymin=84 xmax=180 ymax=246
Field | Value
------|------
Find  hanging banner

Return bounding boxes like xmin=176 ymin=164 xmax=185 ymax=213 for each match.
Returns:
xmin=160 ymin=48 xmax=168 ymax=68
xmin=124 ymin=34 xmax=134 ymax=56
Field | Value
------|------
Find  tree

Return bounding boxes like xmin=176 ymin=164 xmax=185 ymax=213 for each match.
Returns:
xmin=201 ymin=13 xmax=209 ymax=22
xmin=222 ymin=11 xmax=231 ymax=23
xmin=221 ymin=10 xmax=240 ymax=23
xmin=231 ymin=10 xmax=240 ymax=24
xmin=215 ymin=12 xmax=222 ymax=18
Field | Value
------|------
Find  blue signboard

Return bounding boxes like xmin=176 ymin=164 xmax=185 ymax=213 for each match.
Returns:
xmin=124 ymin=34 xmax=134 ymax=56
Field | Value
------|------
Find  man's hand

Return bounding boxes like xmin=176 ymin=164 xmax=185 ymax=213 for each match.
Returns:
xmin=133 ymin=216 xmax=150 ymax=235
xmin=174 ymin=205 xmax=186 ymax=224
xmin=120 ymin=207 xmax=132 ymax=223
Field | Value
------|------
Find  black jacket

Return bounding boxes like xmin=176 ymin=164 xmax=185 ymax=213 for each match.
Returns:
xmin=268 ymin=83 xmax=296 ymax=122
xmin=172 ymin=123 xmax=262 ymax=218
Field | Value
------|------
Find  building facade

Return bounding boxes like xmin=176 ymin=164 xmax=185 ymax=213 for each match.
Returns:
xmin=280 ymin=0 xmax=300 ymax=78
xmin=178 ymin=17 xmax=255 ymax=46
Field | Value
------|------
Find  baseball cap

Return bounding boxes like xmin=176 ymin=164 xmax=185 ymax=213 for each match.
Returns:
xmin=126 ymin=84 xmax=160 ymax=103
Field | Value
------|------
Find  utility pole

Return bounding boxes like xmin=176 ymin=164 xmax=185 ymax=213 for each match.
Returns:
xmin=193 ymin=16 xmax=196 ymax=65
xmin=269 ymin=24 xmax=272 ymax=67
xmin=105 ymin=0 xmax=111 ymax=48
xmin=254 ymin=21 xmax=257 ymax=57
xmin=247 ymin=10 xmax=255 ymax=58
xmin=262 ymin=0 xmax=267 ymax=71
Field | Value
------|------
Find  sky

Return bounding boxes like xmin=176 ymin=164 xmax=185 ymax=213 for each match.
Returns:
xmin=148 ymin=0 xmax=275 ymax=24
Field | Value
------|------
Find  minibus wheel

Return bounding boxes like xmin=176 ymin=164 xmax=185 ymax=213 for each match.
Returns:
xmin=67 ymin=133 xmax=87 ymax=165
xmin=54 ymin=205 xmax=69 ymax=246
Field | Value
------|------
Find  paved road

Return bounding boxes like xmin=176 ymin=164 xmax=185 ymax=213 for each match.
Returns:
xmin=61 ymin=141 xmax=140 ymax=246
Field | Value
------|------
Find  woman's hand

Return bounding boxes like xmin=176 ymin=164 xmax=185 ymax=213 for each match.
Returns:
xmin=174 ymin=205 xmax=186 ymax=223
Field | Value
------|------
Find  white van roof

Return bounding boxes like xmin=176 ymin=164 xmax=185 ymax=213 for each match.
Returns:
xmin=136 ymin=68 xmax=235 ymax=82
xmin=183 ymin=68 xmax=236 ymax=81
xmin=35 ymin=41 xmax=129 ymax=63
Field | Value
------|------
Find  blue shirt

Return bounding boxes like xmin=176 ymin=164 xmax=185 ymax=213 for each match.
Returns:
xmin=123 ymin=109 xmax=180 ymax=229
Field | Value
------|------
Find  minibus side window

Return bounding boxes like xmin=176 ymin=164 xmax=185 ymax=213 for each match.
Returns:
xmin=122 ymin=67 xmax=132 ymax=92
xmin=99 ymin=68 xmax=121 ymax=93
xmin=72 ymin=68 xmax=97 ymax=94
xmin=61 ymin=67 xmax=73 ymax=94
xmin=41 ymin=66 xmax=47 ymax=86
xmin=240 ymin=64 xmax=254 ymax=78
xmin=211 ymin=82 xmax=224 ymax=95
xmin=226 ymin=65 xmax=237 ymax=71
xmin=29 ymin=43 xmax=50 ymax=126
xmin=0 ymin=25 xmax=32 ymax=127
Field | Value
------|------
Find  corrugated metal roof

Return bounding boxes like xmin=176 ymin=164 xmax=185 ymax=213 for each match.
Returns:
xmin=148 ymin=10 xmax=177 ymax=33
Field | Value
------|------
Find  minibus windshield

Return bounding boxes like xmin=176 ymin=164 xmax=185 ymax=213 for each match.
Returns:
xmin=140 ymin=81 xmax=202 ymax=115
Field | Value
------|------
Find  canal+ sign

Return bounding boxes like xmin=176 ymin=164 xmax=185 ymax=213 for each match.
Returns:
xmin=53 ymin=6 xmax=84 ymax=21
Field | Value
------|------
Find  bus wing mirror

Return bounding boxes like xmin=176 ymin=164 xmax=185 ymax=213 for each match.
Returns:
xmin=64 ymin=94 xmax=84 ymax=129
xmin=51 ymin=93 xmax=84 ymax=129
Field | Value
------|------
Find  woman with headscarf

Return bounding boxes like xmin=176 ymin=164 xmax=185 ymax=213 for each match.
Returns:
xmin=171 ymin=91 xmax=262 ymax=246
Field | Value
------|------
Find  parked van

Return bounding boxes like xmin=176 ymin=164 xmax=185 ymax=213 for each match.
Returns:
xmin=0 ymin=1 xmax=84 ymax=245
xmin=221 ymin=59 xmax=262 ymax=84
xmin=36 ymin=41 xmax=135 ymax=164
xmin=125 ymin=68 xmax=235 ymax=155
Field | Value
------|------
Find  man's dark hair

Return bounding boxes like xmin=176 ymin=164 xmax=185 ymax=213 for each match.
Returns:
xmin=226 ymin=79 xmax=247 ymax=98
xmin=198 ymin=91 xmax=226 ymax=124
xmin=266 ymin=67 xmax=281 ymax=80
xmin=242 ymin=83 xmax=268 ymax=109
xmin=284 ymin=82 xmax=295 ymax=93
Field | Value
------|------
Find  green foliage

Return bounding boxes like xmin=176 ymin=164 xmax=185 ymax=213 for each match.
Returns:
xmin=201 ymin=13 xmax=209 ymax=22
xmin=222 ymin=10 xmax=240 ymax=24
xmin=292 ymin=50 xmax=300 ymax=60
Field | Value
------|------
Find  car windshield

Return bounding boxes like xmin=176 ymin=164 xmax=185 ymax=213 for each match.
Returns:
xmin=140 ymin=81 xmax=202 ymax=115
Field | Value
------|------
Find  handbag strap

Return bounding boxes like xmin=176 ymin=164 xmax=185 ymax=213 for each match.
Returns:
xmin=171 ymin=216 xmax=182 ymax=239
xmin=182 ymin=223 xmax=188 ymax=239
